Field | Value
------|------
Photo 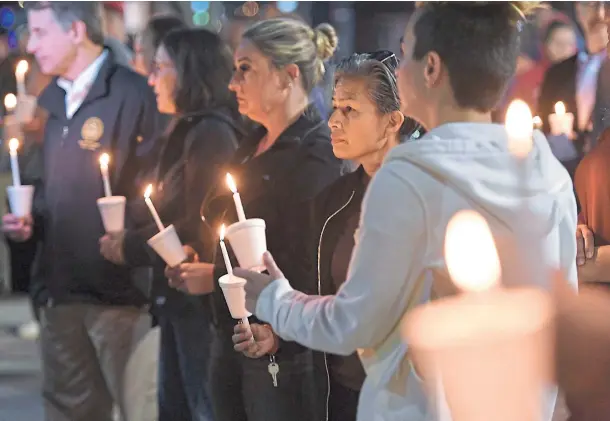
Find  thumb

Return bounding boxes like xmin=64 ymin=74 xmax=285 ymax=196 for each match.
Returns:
xmin=263 ymin=251 xmax=283 ymax=280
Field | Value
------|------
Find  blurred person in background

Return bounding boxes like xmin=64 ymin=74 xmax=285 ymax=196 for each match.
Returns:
xmin=132 ymin=14 xmax=185 ymax=78
xmin=538 ymin=1 xmax=609 ymax=178
xmin=2 ymin=3 xmax=162 ymax=420
xmin=100 ymin=27 xmax=243 ymax=421
xmin=99 ymin=1 xmax=133 ymax=67
xmin=502 ymin=19 xmax=577 ymax=117
xmin=166 ymin=17 xmax=344 ymax=421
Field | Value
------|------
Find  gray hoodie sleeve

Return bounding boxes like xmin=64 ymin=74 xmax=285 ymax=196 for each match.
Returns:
xmin=255 ymin=161 xmax=429 ymax=355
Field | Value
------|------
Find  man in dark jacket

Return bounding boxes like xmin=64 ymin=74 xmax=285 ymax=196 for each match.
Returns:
xmin=2 ymin=3 xmax=162 ymax=421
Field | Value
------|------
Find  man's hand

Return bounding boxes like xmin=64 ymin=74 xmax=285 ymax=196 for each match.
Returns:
xmin=234 ymin=251 xmax=285 ymax=313
xmin=165 ymin=245 xmax=199 ymax=288
xmin=232 ymin=322 xmax=279 ymax=358
xmin=175 ymin=262 xmax=215 ymax=295
xmin=99 ymin=232 xmax=125 ymax=265
xmin=576 ymin=224 xmax=595 ymax=266
xmin=2 ymin=214 xmax=33 ymax=242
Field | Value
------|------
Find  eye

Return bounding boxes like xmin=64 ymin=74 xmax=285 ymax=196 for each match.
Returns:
xmin=238 ymin=64 xmax=250 ymax=73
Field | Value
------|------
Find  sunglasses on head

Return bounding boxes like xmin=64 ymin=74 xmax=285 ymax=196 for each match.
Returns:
xmin=367 ymin=50 xmax=399 ymax=72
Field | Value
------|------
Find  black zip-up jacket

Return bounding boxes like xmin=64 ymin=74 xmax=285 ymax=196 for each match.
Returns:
xmin=31 ymin=49 xmax=162 ymax=307
xmin=201 ymin=106 xmax=344 ymax=355
xmin=122 ymin=107 xmax=243 ymax=315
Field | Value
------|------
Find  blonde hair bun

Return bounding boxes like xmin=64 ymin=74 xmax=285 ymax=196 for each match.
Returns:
xmin=313 ymin=23 xmax=338 ymax=61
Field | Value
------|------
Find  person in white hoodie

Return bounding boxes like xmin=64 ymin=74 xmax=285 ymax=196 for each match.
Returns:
xmin=234 ymin=2 xmax=579 ymax=421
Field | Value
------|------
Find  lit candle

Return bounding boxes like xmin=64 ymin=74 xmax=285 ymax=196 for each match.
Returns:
xmin=219 ymin=224 xmax=233 ymax=276
xmin=548 ymin=101 xmax=574 ymax=138
xmin=226 ymin=173 xmax=247 ymax=222
xmin=505 ymin=100 xmax=534 ymax=159
xmin=8 ymin=138 xmax=20 ymax=187
xmin=99 ymin=153 xmax=112 ymax=197
xmin=15 ymin=60 xmax=28 ymax=98
xmin=144 ymin=184 xmax=165 ymax=232
xmin=532 ymin=115 xmax=542 ymax=131
xmin=4 ymin=93 xmax=16 ymax=114
xmin=402 ymin=210 xmax=554 ymax=421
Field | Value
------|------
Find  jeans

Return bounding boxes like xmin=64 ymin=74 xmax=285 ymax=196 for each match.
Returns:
xmin=209 ymin=325 xmax=326 ymax=421
xmin=157 ymin=309 xmax=214 ymax=421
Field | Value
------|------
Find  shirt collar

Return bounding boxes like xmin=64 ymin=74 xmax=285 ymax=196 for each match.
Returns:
xmin=57 ymin=49 xmax=108 ymax=93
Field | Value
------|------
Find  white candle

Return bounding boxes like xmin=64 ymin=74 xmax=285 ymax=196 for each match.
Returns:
xmin=532 ymin=115 xmax=542 ymax=131
xmin=8 ymin=138 xmax=20 ymax=186
xmin=4 ymin=93 xmax=16 ymax=114
xmin=506 ymin=100 xmax=534 ymax=159
xmin=402 ymin=211 xmax=554 ymax=421
xmin=219 ymin=224 xmax=233 ymax=275
xmin=226 ymin=173 xmax=247 ymax=222
xmin=144 ymin=184 xmax=165 ymax=232
xmin=99 ymin=153 xmax=112 ymax=197
xmin=15 ymin=60 xmax=28 ymax=98
xmin=548 ymin=101 xmax=574 ymax=138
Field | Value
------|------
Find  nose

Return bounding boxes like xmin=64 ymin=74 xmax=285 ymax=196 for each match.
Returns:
xmin=25 ymin=36 xmax=35 ymax=55
xmin=328 ymin=109 xmax=341 ymax=130
xmin=148 ymin=72 xmax=156 ymax=88
xmin=228 ymin=74 xmax=239 ymax=93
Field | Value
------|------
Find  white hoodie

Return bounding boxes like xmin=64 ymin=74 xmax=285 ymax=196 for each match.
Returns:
xmin=255 ymin=123 xmax=578 ymax=421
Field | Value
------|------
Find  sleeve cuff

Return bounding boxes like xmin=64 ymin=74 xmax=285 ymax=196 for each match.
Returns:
xmin=255 ymin=278 xmax=294 ymax=323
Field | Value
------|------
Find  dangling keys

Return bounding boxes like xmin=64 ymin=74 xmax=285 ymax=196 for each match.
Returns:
xmin=268 ymin=355 xmax=279 ymax=387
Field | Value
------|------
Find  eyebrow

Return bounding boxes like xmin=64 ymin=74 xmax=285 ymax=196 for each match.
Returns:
xmin=333 ymin=92 xmax=359 ymax=102
xmin=235 ymin=56 xmax=252 ymax=63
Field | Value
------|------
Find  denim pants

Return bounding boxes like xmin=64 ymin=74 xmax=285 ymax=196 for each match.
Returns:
xmin=209 ymin=325 xmax=326 ymax=421
xmin=157 ymin=309 xmax=214 ymax=421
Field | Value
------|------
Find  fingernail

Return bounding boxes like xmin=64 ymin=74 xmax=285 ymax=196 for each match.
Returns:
xmin=587 ymin=252 xmax=594 ymax=259
xmin=577 ymin=258 xmax=584 ymax=265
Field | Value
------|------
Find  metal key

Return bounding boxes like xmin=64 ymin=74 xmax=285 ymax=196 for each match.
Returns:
xmin=268 ymin=356 xmax=279 ymax=387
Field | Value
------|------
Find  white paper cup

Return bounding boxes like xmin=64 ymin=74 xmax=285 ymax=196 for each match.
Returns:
xmin=97 ymin=196 xmax=126 ymax=233
xmin=7 ymin=185 xmax=34 ymax=218
xmin=147 ymin=224 xmax=186 ymax=268
xmin=16 ymin=95 xmax=37 ymax=125
xmin=219 ymin=274 xmax=252 ymax=319
xmin=225 ymin=218 xmax=267 ymax=271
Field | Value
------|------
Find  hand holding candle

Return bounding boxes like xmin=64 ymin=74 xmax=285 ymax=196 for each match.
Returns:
xmin=8 ymin=138 xmax=21 ymax=187
xmin=144 ymin=184 xmax=165 ymax=232
xmin=99 ymin=153 xmax=112 ymax=197
xmin=15 ymin=60 xmax=28 ymax=98
xmin=226 ymin=173 xmax=247 ymax=222
xmin=548 ymin=101 xmax=574 ymax=138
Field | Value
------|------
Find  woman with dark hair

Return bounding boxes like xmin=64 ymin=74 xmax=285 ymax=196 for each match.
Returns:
xmin=232 ymin=51 xmax=419 ymax=421
xmin=100 ymin=28 xmax=242 ymax=421
xmin=132 ymin=14 xmax=185 ymax=77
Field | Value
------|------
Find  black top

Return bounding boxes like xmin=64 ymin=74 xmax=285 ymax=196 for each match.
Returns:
xmin=122 ymin=107 xmax=242 ymax=316
xmin=312 ymin=166 xmax=369 ymax=391
xmin=31 ymin=48 xmax=163 ymax=307
xmin=200 ymin=105 xmax=344 ymax=356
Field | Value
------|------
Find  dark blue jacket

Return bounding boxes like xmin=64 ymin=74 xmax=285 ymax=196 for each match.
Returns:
xmin=32 ymin=49 xmax=162 ymax=307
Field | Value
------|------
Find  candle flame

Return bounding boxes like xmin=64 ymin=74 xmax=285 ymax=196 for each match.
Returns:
xmin=554 ymin=101 xmax=566 ymax=116
xmin=444 ymin=210 xmax=501 ymax=293
xmin=532 ymin=115 xmax=542 ymax=128
xmin=99 ymin=153 xmax=110 ymax=168
xmin=220 ymin=224 xmax=226 ymax=241
xmin=8 ymin=138 xmax=19 ymax=153
xmin=226 ymin=173 xmax=237 ymax=193
xmin=505 ymin=99 xmax=534 ymax=158
xmin=16 ymin=60 xmax=28 ymax=77
xmin=4 ymin=93 xmax=16 ymax=110
xmin=144 ymin=184 xmax=153 ymax=199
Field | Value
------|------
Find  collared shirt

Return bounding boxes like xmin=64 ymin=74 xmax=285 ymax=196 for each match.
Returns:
xmin=57 ymin=49 xmax=108 ymax=119
xmin=576 ymin=50 xmax=606 ymax=131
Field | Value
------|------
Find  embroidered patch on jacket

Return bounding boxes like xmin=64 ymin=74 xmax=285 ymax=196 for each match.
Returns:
xmin=78 ymin=117 xmax=104 ymax=151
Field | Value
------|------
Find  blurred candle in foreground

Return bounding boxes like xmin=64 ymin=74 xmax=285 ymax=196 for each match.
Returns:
xmin=8 ymin=138 xmax=20 ymax=186
xmin=226 ymin=173 xmax=247 ymax=222
xmin=401 ymin=210 xmax=554 ymax=421
xmin=144 ymin=184 xmax=165 ymax=232
xmin=99 ymin=153 xmax=112 ymax=197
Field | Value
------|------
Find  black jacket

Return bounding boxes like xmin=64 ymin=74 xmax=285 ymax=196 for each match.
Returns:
xmin=122 ymin=107 xmax=243 ymax=315
xmin=201 ymin=106 xmax=344 ymax=352
xmin=32 ymin=49 xmax=162 ymax=307
xmin=312 ymin=166 xmax=368 ymax=395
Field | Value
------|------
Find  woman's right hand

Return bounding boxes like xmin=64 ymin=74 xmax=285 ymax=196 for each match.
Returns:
xmin=165 ymin=245 xmax=198 ymax=288
xmin=233 ymin=323 xmax=279 ymax=359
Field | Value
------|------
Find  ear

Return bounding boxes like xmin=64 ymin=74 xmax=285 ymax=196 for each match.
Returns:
xmin=70 ymin=20 xmax=89 ymax=45
xmin=385 ymin=110 xmax=405 ymax=136
xmin=283 ymin=63 xmax=300 ymax=88
xmin=423 ymin=51 xmax=442 ymax=88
